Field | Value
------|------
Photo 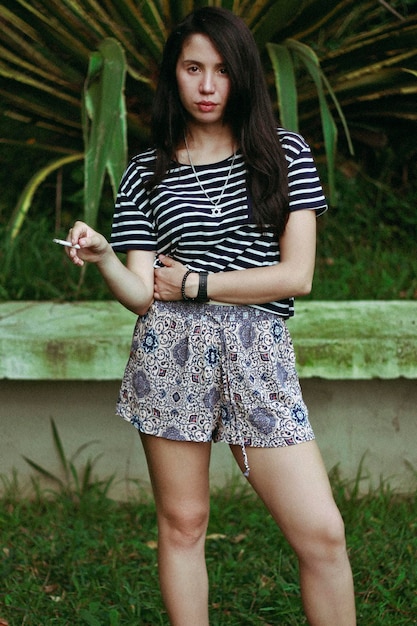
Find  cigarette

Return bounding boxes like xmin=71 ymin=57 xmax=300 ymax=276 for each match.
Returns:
xmin=53 ymin=238 xmax=80 ymax=249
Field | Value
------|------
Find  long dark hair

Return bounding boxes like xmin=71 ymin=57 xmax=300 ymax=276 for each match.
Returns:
xmin=149 ymin=6 xmax=289 ymax=237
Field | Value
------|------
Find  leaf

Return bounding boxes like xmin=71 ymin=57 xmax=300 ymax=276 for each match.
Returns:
xmin=70 ymin=463 xmax=81 ymax=494
xmin=288 ymin=39 xmax=339 ymax=202
xmin=250 ymin=0 xmax=303 ymax=48
xmin=70 ymin=440 xmax=101 ymax=465
xmin=268 ymin=38 xmax=348 ymax=202
xmin=79 ymin=610 xmax=101 ymax=626
xmin=81 ymin=458 xmax=94 ymax=493
xmin=281 ymin=0 xmax=360 ymax=41
xmin=206 ymin=533 xmax=227 ymax=540
xmin=266 ymin=43 xmax=298 ymax=131
xmin=6 ymin=153 xmax=83 ymax=240
xmin=82 ymin=38 xmax=127 ymax=227
xmin=51 ymin=417 xmax=69 ymax=477
xmin=109 ymin=608 xmax=120 ymax=626
xmin=22 ymin=457 xmax=65 ymax=488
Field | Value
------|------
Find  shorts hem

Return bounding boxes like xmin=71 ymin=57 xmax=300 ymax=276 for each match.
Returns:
xmin=118 ymin=410 xmax=315 ymax=449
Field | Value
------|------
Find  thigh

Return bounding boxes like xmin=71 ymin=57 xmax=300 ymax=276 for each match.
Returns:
xmin=141 ymin=433 xmax=212 ymax=517
xmin=230 ymin=440 xmax=342 ymax=550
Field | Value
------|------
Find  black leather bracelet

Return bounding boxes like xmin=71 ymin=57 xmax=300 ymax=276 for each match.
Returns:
xmin=196 ymin=271 xmax=209 ymax=303
xmin=181 ymin=269 xmax=194 ymax=301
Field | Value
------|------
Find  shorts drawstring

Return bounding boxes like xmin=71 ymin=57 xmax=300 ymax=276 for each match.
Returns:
xmin=219 ymin=309 xmax=251 ymax=478
xmin=241 ymin=443 xmax=250 ymax=478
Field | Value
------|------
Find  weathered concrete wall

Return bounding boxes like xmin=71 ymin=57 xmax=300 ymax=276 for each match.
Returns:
xmin=1 ymin=378 xmax=416 ymax=499
xmin=1 ymin=301 xmax=415 ymax=380
xmin=1 ymin=301 xmax=416 ymax=498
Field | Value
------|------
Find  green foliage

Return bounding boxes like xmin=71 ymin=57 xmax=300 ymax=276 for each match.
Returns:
xmin=22 ymin=418 xmax=114 ymax=501
xmin=82 ymin=38 xmax=127 ymax=228
xmin=1 ymin=0 xmax=416 ymax=190
xmin=0 ymin=0 xmax=417 ymax=300
xmin=311 ymin=163 xmax=417 ymax=300
xmin=6 ymin=153 xmax=83 ymax=241
xmin=267 ymin=38 xmax=352 ymax=203
xmin=4 ymin=36 xmax=127 ymax=242
xmin=315 ymin=3 xmax=417 ymax=165
xmin=1 ymin=469 xmax=416 ymax=624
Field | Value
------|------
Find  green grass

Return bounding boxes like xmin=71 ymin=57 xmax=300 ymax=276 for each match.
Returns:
xmin=1 ymin=471 xmax=416 ymax=625
xmin=309 ymin=169 xmax=417 ymax=301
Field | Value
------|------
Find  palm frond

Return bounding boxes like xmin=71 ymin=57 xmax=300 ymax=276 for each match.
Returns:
xmin=1 ymin=0 xmax=416 ymax=225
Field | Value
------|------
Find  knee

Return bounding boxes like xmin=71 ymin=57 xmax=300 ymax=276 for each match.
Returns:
xmin=158 ymin=503 xmax=209 ymax=549
xmin=296 ymin=508 xmax=348 ymax=565
xmin=320 ymin=511 xmax=348 ymax=558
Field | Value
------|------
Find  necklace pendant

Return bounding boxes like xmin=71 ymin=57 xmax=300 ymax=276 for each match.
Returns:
xmin=183 ymin=134 xmax=237 ymax=218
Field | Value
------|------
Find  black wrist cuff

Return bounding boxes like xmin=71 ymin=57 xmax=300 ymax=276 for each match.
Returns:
xmin=196 ymin=271 xmax=209 ymax=303
xmin=181 ymin=270 xmax=209 ymax=302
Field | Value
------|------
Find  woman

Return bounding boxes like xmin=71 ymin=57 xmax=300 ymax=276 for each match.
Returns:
xmin=67 ymin=7 xmax=356 ymax=625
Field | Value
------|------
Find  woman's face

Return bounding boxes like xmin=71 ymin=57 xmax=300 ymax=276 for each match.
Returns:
xmin=176 ymin=33 xmax=231 ymax=128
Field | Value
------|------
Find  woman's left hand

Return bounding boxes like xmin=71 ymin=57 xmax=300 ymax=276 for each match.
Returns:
xmin=154 ymin=254 xmax=196 ymax=301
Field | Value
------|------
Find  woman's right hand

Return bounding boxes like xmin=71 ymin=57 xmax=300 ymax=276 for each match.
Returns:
xmin=65 ymin=220 xmax=111 ymax=267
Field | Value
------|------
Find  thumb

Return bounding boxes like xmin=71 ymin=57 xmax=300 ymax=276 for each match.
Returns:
xmin=78 ymin=232 xmax=106 ymax=252
xmin=158 ymin=254 xmax=175 ymax=267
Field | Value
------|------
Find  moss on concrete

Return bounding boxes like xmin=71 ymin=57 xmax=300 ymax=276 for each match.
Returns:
xmin=0 ymin=301 xmax=416 ymax=380
xmin=290 ymin=301 xmax=416 ymax=379
xmin=0 ymin=302 xmax=135 ymax=380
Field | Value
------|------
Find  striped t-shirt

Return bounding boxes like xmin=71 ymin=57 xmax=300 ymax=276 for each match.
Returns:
xmin=111 ymin=128 xmax=327 ymax=318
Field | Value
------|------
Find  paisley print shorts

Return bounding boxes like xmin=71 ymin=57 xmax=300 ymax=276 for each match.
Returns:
xmin=116 ymin=301 xmax=314 ymax=474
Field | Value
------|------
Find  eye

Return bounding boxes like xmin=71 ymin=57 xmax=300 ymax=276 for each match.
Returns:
xmin=187 ymin=65 xmax=200 ymax=73
xmin=218 ymin=66 xmax=228 ymax=75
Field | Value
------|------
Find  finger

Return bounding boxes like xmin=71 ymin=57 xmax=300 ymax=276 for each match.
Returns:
xmin=77 ymin=233 xmax=102 ymax=250
xmin=154 ymin=265 xmax=167 ymax=279
xmin=70 ymin=221 xmax=90 ymax=246
xmin=68 ymin=249 xmax=84 ymax=266
xmin=65 ymin=227 xmax=78 ymax=249
xmin=158 ymin=254 xmax=175 ymax=267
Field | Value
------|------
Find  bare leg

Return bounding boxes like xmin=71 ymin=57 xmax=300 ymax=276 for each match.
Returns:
xmin=231 ymin=440 xmax=356 ymax=626
xmin=141 ymin=434 xmax=212 ymax=626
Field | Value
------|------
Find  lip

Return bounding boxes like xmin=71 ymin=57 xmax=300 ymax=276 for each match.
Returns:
xmin=196 ymin=101 xmax=217 ymax=112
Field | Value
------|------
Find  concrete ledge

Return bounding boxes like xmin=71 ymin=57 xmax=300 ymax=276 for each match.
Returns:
xmin=291 ymin=300 xmax=416 ymax=379
xmin=0 ymin=301 xmax=416 ymax=380
xmin=0 ymin=301 xmax=136 ymax=381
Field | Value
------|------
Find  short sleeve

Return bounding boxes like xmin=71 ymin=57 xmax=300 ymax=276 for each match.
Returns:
xmin=280 ymin=130 xmax=328 ymax=217
xmin=110 ymin=154 xmax=158 ymax=253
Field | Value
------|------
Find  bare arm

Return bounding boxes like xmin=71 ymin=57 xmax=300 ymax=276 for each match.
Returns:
xmin=154 ymin=210 xmax=317 ymax=303
xmin=66 ymin=221 xmax=155 ymax=316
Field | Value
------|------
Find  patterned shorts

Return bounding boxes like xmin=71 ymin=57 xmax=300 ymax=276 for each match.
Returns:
xmin=116 ymin=301 xmax=315 ymax=475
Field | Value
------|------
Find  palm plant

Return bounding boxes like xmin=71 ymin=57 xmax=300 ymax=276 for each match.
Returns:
xmin=279 ymin=2 xmax=417 ymax=147
xmin=1 ymin=0 xmax=416 ymax=236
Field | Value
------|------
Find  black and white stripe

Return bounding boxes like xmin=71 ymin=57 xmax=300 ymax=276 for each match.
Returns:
xmin=111 ymin=129 xmax=327 ymax=318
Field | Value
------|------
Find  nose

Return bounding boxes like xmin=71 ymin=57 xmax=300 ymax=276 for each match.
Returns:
xmin=200 ymin=71 xmax=215 ymax=94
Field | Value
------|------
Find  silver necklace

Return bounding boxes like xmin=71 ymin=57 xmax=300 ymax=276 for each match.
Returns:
xmin=184 ymin=134 xmax=237 ymax=217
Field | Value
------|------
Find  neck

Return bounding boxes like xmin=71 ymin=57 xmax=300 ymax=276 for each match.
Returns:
xmin=179 ymin=124 xmax=236 ymax=166
xmin=186 ymin=120 xmax=234 ymax=144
